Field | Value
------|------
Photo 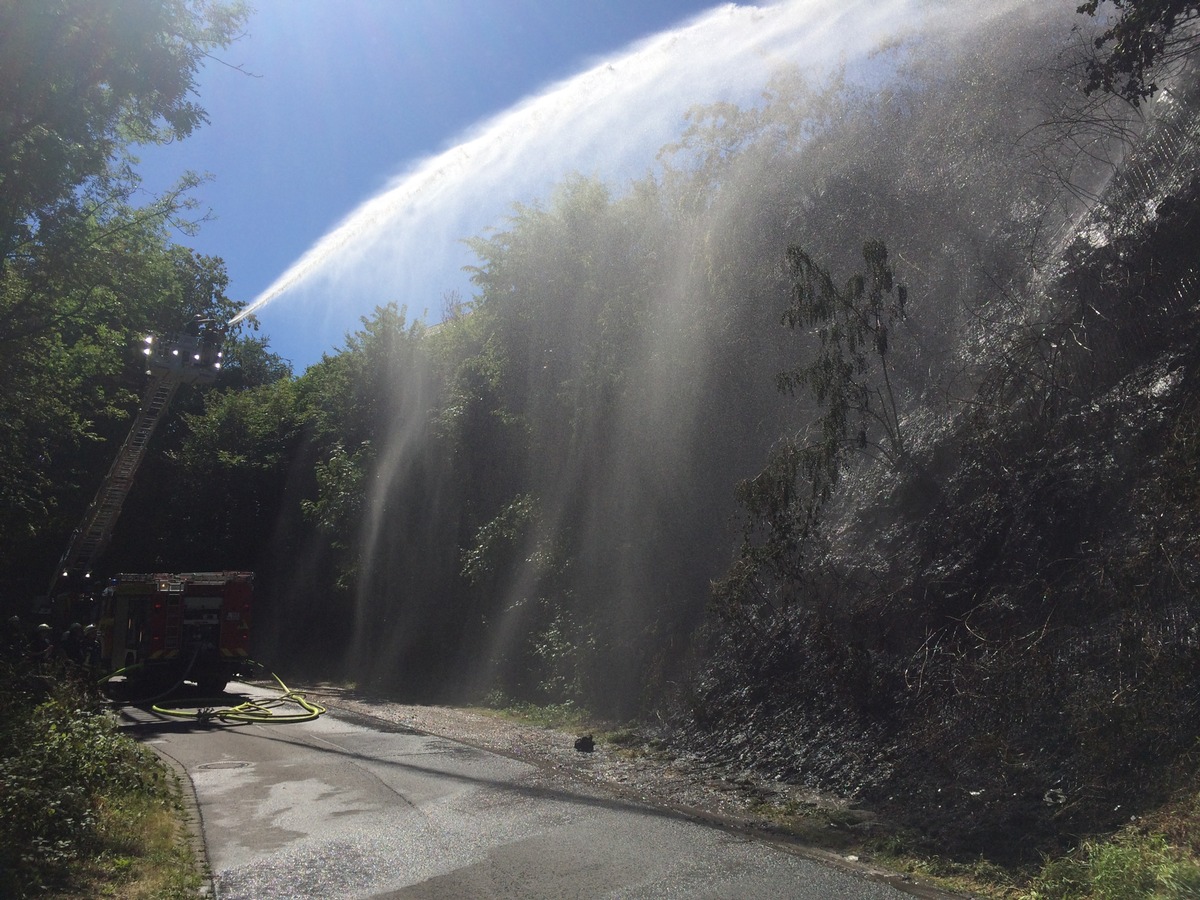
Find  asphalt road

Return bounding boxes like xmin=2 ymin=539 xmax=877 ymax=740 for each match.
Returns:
xmin=122 ymin=683 xmax=922 ymax=900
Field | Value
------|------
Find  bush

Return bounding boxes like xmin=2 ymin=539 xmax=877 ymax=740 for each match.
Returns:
xmin=0 ymin=664 xmax=168 ymax=896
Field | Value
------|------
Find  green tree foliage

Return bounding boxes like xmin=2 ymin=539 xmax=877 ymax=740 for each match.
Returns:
xmin=299 ymin=305 xmax=427 ymax=557
xmin=0 ymin=0 xmax=247 ymax=349
xmin=167 ymin=382 xmax=301 ymax=565
xmin=0 ymin=0 xmax=247 ymax=256
xmin=461 ymin=493 xmax=539 ymax=588
xmin=0 ymin=0 xmax=248 ymax=595
xmin=217 ymin=332 xmax=294 ymax=392
xmin=1078 ymin=0 xmax=1200 ymax=103
xmin=450 ymin=176 xmax=726 ymax=708
xmin=0 ymin=231 xmax=240 ymax=586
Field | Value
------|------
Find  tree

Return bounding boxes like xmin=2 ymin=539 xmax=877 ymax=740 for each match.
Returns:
xmin=0 ymin=0 xmax=247 ymax=347
xmin=217 ymin=332 xmax=294 ymax=392
xmin=1078 ymin=0 xmax=1200 ymax=103
xmin=778 ymin=241 xmax=908 ymax=466
xmin=718 ymin=242 xmax=907 ymax=613
xmin=0 ymin=0 xmax=248 ymax=594
xmin=0 ymin=229 xmax=239 ymax=586
xmin=162 ymin=381 xmax=301 ymax=566
xmin=0 ymin=0 xmax=248 ymax=263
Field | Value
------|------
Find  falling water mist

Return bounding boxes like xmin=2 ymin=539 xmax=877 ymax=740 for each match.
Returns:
xmin=252 ymin=0 xmax=1169 ymax=714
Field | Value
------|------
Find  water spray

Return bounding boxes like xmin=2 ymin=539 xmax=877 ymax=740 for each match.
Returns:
xmin=228 ymin=0 xmax=1035 ymax=332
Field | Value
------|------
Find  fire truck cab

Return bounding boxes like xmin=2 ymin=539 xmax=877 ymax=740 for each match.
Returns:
xmin=101 ymin=571 xmax=252 ymax=694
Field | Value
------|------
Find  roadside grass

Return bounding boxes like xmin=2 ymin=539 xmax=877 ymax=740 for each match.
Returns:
xmin=750 ymin=786 xmax=1200 ymax=899
xmin=746 ymin=794 xmax=879 ymax=853
xmin=474 ymin=699 xmax=1200 ymax=899
xmin=1017 ymin=786 xmax=1200 ymax=900
xmin=47 ymin=786 xmax=204 ymax=900
xmin=471 ymin=695 xmax=597 ymax=732
xmin=0 ymin=664 xmax=203 ymax=898
xmin=746 ymin=790 xmax=1200 ymax=899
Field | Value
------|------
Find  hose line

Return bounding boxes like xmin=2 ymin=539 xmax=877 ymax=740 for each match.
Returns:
xmin=99 ymin=647 xmax=202 ymax=706
xmin=146 ymin=662 xmax=327 ymax=724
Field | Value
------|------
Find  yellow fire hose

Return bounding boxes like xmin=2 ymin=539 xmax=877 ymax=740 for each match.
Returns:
xmin=100 ymin=658 xmax=327 ymax=724
xmin=150 ymin=666 xmax=326 ymax=724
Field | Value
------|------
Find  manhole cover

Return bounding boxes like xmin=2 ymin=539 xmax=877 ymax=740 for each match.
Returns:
xmin=198 ymin=761 xmax=251 ymax=770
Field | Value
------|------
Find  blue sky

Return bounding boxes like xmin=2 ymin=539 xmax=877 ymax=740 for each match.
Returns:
xmin=137 ymin=0 xmax=729 ymax=371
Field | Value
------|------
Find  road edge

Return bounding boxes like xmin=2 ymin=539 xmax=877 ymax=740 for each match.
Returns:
xmin=146 ymin=740 xmax=216 ymax=898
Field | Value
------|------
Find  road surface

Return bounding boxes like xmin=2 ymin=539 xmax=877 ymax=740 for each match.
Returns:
xmin=121 ymin=683 xmax=931 ymax=899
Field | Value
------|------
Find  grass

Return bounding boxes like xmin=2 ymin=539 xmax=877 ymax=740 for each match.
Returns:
xmin=50 ymin=785 xmax=205 ymax=899
xmin=1020 ymin=835 xmax=1200 ymax=899
xmin=845 ymin=792 xmax=1200 ymax=900
xmin=1022 ymin=826 xmax=1200 ymax=899
xmin=472 ymin=695 xmax=596 ymax=731
xmin=745 ymin=794 xmax=880 ymax=852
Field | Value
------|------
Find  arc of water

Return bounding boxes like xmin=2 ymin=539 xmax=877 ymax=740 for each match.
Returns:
xmin=230 ymin=0 xmax=1030 ymax=327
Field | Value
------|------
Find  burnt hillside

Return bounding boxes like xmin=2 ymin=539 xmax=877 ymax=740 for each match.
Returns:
xmin=677 ymin=91 xmax=1200 ymax=860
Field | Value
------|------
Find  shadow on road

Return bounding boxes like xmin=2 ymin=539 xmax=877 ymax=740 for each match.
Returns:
xmin=113 ymin=685 xmax=261 ymax=735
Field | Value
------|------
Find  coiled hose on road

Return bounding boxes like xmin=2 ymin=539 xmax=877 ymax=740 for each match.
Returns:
xmin=101 ymin=657 xmax=327 ymax=724
xmin=151 ymin=665 xmax=327 ymax=724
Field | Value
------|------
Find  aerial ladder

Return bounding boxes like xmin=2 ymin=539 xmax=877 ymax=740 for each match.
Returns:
xmin=47 ymin=321 xmax=227 ymax=599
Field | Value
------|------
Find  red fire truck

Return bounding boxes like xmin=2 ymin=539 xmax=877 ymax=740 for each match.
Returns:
xmin=100 ymin=571 xmax=253 ymax=694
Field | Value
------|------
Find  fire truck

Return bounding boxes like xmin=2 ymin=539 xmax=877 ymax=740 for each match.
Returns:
xmin=43 ymin=321 xmax=255 ymax=692
xmin=100 ymin=571 xmax=253 ymax=693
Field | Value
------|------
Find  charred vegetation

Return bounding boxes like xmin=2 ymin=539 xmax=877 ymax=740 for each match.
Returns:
xmin=683 ymin=88 xmax=1200 ymax=860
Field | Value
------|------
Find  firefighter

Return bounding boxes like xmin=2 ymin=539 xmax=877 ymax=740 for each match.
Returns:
xmin=61 ymin=622 xmax=84 ymax=665
xmin=3 ymin=615 xmax=27 ymax=661
xmin=80 ymin=625 xmax=102 ymax=671
xmin=30 ymin=623 xmax=56 ymax=665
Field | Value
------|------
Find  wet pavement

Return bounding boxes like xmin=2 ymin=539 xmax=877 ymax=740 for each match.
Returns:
xmin=121 ymin=683 xmax=928 ymax=899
